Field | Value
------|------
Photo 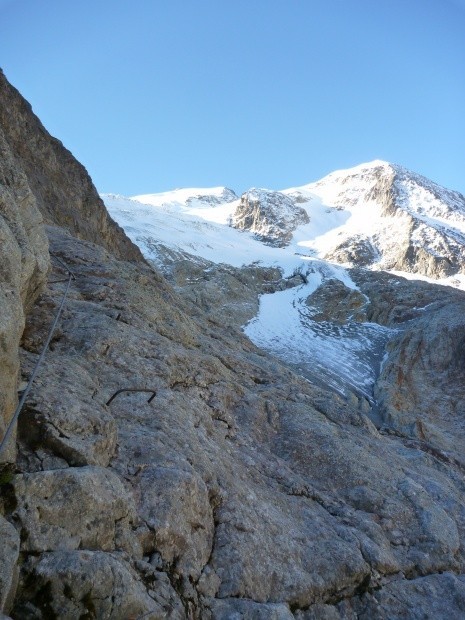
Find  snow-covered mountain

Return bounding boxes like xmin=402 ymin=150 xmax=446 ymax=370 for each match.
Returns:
xmin=102 ymin=160 xmax=465 ymax=400
xmin=283 ymin=160 xmax=465 ymax=282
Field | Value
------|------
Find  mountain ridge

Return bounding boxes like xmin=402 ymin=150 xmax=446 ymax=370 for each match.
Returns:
xmin=104 ymin=158 xmax=465 ymax=287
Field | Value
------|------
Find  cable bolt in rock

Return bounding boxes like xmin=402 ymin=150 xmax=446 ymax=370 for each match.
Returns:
xmin=106 ymin=388 xmax=157 ymax=406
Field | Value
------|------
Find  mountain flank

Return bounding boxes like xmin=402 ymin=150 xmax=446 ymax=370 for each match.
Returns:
xmin=1 ymin=71 xmax=465 ymax=619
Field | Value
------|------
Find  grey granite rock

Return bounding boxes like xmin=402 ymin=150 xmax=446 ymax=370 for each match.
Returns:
xmin=11 ymin=466 xmax=138 ymax=554
xmin=0 ymin=113 xmax=49 ymax=463
xmin=138 ymin=465 xmax=214 ymax=580
xmin=348 ymin=572 xmax=465 ymax=619
xmin=206 ymin=596 xmax=294 ymax=619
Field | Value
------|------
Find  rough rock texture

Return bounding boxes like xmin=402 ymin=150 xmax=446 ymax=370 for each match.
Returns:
xmin=157 ymin=252 xmax=304 ymax=326
xmin=305 ymin=278 xmax=368 ymax=323
xmin=10 ymin=466 xmax=138 ymax=553
xmin=231 ymin=188 xmax=310 ymax=247
xmin=1 ymin=226 xmax=461 ymax=618
xmin=353 ymin=269 xmax=465 ymax=467
xmin=1 ymin=74 xmax=465 ymax=619
xmin=0 ymin=517 xmax=19 ymax=613
xmin=0 ymin=69 xmax=143 ymax=262
xmin=12 ymin=551 xmax=184 ymax=619
xmin=0 ymin=90 xmax=49 ymax=464
xmin=324 ymin=235 xmax=378 ymax=268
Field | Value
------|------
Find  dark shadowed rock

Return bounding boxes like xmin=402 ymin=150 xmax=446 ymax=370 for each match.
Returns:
xmin=0 ymin=517 xmax=19 ymax=614
xmin=12 ymin=550 xmax=184 ymax=619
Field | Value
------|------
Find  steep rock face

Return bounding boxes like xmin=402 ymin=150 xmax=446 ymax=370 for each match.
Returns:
xmin=0 ymin=118 xmax=49 ymax=464
xmin=0 ymin=70 xmax=143 ymax=262
xmin=230 ymin=188 xmax=309 ymax=247
xmin=352 ymin=269 xmax=465 ymax=466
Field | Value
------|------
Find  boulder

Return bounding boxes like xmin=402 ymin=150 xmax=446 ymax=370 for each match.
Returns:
xmin=12 ymin=550 xmax=183 ymax=619
xmin=11 ymin=466 xmax=138 ymax=553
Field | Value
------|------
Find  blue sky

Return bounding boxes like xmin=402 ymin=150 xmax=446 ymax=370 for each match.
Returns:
xmin=1 ymin=0 xmax=464 ymax=196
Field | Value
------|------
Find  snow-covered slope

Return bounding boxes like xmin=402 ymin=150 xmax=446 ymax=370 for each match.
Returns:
xmin=102 ymin=161 xmax=465 ymax=400
xmin=103 ymin=191 xmax=302 ymax=274
xmin=282 ymin=160 xmax=465 ymax=283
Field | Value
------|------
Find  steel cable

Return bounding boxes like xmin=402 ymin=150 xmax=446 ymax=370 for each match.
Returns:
xmin=0 ymin=257 xmax=75 ymax=457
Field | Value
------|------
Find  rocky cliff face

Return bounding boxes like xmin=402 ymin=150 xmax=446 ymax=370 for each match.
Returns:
xmin=0 ymin=109 xmax=49 ymax=465
xmin=0 ymin=70 xmax=143 ymax=263
xmin=1 ymin=73 xmax=465 ymax=620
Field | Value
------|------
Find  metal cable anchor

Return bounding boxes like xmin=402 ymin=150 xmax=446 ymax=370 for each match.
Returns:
xmin=106 ymin=388 xmax=157 ymax=406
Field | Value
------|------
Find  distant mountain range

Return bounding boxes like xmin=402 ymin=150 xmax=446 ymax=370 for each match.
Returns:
xmin=103 ymin=160 xmax=465 ymax=288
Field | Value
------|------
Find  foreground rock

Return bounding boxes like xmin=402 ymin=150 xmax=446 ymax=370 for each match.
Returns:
xmin=2 ymin=226 xmax=461 ymax=618
xmin=0 ymin=90 xmax=49 ymax=465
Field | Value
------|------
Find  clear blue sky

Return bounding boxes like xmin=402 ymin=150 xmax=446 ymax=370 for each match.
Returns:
xmin=1 ymin=0 xmax=464 ymax=196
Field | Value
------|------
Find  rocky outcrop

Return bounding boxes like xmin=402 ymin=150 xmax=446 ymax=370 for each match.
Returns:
xmin=157 ymin=252 xmax=302 ymax=327
xmin=0 ymin=70 xmax=143 ymax=262
xmin=230 ymin=188 xmax=309 ymax=247
xmin=353 ymin=269 xmax=465 ymax=467
xmin=186 ymin=187 xmax=238 ymax=206
xmin=0 ymin=109 xmax=49 ymax=464
xmin=305 ymin=278 xmax=368 ymax=323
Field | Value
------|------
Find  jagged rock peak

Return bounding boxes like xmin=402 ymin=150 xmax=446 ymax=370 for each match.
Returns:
xmin=230 ymin=187 xmax=310 ymax=247
xmin=310 ymin=159 xmax=465 ymax=213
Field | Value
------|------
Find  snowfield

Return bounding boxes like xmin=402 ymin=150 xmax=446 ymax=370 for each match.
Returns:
xmin=103 ymin=160 xmax=465 ymax=400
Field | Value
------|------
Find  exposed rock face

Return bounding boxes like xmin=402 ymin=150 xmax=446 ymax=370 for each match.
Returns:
xmin=353 ymin=269 xmax=465 ymax=467
xmin=324 ymin=235 xmax=378 ymax=267
xmin=0 ymin=517 xmax=19 ymax=612
xmin=0 ymin=95 xmax=49 ymax=465
xmin=1 ymin=225 xmax=462 ymax=619
xmin=1 ymin=74 xmax=465 ymax=619
xmin=186 ymin=187 xmax=238 ymax=206
xmin=305 ymin=278 xmax=368 ymax=323
xmin=231 ymin=188 xmax=309 ymax=247
xmin=12 ymin=551 xmax=183 ymax=620
xmin=156 ymin=252 xmax=302 ymax=327
xmin=0 ymin=69 xmax=143 ymax=263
